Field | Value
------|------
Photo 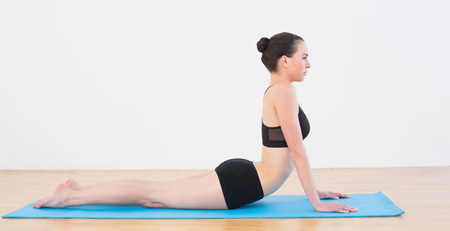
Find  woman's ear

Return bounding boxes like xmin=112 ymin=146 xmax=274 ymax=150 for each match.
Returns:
xmin=280 ymin=56 xmax=290 ymax=69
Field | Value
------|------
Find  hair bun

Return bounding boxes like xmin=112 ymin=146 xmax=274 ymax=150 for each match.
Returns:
xmin=257 ymin=37 xmax=270 ymax=53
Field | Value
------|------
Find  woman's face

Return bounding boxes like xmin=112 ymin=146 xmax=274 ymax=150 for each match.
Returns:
xmin=286 ymin=41 xmax=311 ymax=82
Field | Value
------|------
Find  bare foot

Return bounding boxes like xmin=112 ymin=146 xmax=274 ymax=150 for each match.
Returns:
xmin=65 ymin=179 xmax=81 ymax=190
xmin=33 ymin=183 xmax=72 ymax=208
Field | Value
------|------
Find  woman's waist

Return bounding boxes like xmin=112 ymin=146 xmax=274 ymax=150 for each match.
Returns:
xmin=253 ymin=147 xmax=295 ymax=196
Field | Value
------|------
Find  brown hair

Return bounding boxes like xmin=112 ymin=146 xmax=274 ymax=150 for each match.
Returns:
xmin=257 ymin=32 xmax=304 ymax=73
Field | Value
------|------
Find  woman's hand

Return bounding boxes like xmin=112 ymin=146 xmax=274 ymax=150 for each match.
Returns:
xmin=314 ymin=191 xmax=357 ymax=213
xmin=318 ymin=191 xmax=351 ymax=199
xmin=313 ymin=201 xmax=358 ymax=213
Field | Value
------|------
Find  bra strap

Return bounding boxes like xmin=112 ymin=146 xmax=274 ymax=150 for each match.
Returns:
xmin=264 ymin=84 xmax=276 ymax=95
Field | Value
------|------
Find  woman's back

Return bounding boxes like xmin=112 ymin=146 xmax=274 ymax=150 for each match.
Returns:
xmin=254 ymin=83 xmax=300 ymax=196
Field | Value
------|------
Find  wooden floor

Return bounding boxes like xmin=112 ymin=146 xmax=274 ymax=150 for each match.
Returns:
xmin=1 ymin=167 xmax=449 ymax=231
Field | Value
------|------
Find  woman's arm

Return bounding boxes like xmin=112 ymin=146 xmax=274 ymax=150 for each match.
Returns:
xmin=290 ymin=147 xmax=321 ymax=207
xmin=273 ymin=84 xmax=357 ymax=213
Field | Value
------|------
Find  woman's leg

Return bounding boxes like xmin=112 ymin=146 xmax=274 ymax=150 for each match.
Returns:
xmin=65 ymin=178 xmax=159 ymax=191
xmin=145 ymin=171 xmax=227 ymax=209
xmin=33 ymin=171 xmax=227 ymax=210
xmin=33 ymin=181 xmax=154 ymax=208
xmin=65 ymin=172 xmax=211 ymax=191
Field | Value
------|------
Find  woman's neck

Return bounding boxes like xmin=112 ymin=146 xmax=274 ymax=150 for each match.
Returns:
xmin=270 ymin=72 xmax=292 ymax=85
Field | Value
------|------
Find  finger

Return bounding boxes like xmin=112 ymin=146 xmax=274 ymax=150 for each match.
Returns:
xmin=337 ymin=192 xmax=350 ymax=198
xmin=345 ymin=206 xmax=358 ymax=212
xmin=332 ymin=192 xmax=343 ymax=199
xmin=338 ymin=209 xmax=349 ymax=214
xmin=341 ymin=194 xmax=351 ymax=198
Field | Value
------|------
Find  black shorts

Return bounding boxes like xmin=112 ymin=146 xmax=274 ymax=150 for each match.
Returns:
xmin=215 ymin=158 xmax=264 ymax=209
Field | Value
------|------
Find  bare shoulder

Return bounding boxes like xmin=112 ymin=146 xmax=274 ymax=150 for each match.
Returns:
xmin=272 ymin=83 xmax=298 ymax=104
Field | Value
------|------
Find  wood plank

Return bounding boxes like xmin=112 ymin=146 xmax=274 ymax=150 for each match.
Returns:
xmin=1 ymin=167 xmax=449 ymax=230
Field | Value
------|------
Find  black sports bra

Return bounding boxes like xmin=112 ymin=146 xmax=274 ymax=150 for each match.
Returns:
xmin=262 ymin=85 xmax=310 ymax=148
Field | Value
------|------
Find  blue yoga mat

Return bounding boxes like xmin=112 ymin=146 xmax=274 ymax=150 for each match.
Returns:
xmin=2 ymin=191 xmax=404 ymax=219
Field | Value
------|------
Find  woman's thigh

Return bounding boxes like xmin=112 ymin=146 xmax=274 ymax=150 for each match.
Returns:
xmin=149 ymin=171 xmax=227 ymax=210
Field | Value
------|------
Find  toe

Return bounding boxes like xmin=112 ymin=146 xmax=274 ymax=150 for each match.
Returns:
xmin=33 ymin=199 xmax=45 ymax=208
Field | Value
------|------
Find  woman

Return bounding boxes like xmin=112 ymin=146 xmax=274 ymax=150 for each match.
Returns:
xmin=34 ymin=32 xmax=358 ymax=214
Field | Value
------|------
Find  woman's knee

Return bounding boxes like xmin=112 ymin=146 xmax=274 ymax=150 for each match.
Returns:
xmin=141 ymin=201 xmax=168 ymax=208
xmin=138 ymin=184 xmax=168 ymax=208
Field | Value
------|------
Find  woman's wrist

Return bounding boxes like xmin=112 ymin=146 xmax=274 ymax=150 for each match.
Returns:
xmin=311 ymin=200 xmax=322 ymax=208
xmin=311 ymin=191 xmax=322 ymax=207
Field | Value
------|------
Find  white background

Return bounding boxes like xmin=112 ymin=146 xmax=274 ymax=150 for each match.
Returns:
xmin=1 ymin=0 xmax=449 ymax=170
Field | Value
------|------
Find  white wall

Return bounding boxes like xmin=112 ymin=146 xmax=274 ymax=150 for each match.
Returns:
xmin=1 ymin=0 xmax=449 ymax=170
